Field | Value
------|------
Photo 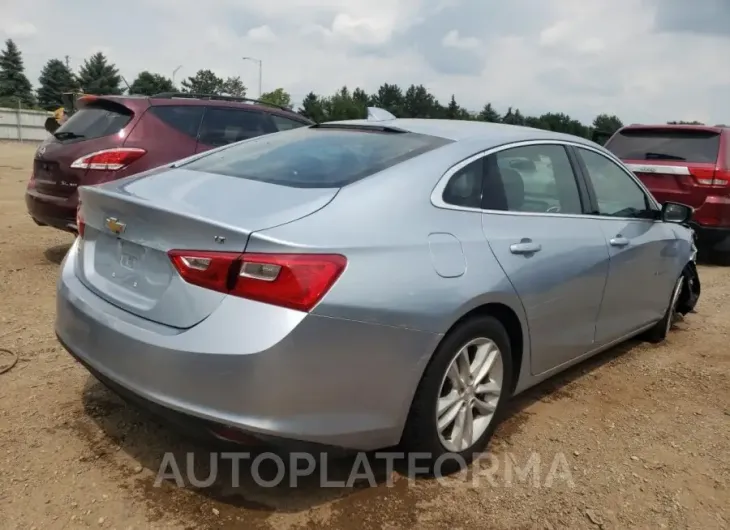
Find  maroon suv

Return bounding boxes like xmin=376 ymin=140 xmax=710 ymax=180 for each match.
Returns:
xmin=26 ymin=93 xmax=313 ymax=233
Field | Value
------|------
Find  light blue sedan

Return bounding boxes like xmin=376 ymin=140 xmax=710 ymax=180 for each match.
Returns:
xmin=55 ymin=109 xmax=699 ymax=474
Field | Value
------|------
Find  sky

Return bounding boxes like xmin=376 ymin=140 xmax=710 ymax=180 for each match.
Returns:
xmin=1 ymin=0 xmax=729 ymax=125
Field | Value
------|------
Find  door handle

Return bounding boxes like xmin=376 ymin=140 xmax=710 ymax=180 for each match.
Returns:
xmin=609 ymin=236 xmax=629 ymax=247
xmin=510 ymin=240 xmax=542 ymax=254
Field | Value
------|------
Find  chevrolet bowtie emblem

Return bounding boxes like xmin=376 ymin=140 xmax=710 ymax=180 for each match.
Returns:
xmin=105 ymin=217 xmax=126 ymax=235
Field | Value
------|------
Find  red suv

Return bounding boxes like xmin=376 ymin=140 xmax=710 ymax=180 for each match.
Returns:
xmin=26 ymin=92 xmax=313 ymax=233
xmin=604 ymin=124 xmax=730 ymax=261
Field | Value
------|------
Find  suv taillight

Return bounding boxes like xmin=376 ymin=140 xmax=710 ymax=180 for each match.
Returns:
xmin=70 ymin=148 xmax=146 ymax=171
xmin=167 ymin=250 xmax=347 ymax=312
xmin=689 ymin=167 xmax=730 ymax=187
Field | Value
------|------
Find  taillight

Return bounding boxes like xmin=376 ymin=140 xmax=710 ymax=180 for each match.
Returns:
xmin=690 ymin=167 xmax=730 ymax=187
xmin=167 ymin=250 xmax=347 ymax=312
xmin=76 ymin=203 xmax=85 ymax=237
xmin=70 ymin=148 xmax=146 ymax=171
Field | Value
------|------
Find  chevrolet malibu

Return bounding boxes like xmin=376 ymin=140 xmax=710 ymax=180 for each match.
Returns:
xmin=55 ymin=110 xmax=699 ymax=472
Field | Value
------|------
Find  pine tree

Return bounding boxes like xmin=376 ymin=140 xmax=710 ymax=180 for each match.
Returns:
xmin=37 ymin=59 xmax=78 ymax=110
xmin=77 ymin=52 xmax=122 ymax=95
xmin=0 ymin=39 xmax=35 ymax=107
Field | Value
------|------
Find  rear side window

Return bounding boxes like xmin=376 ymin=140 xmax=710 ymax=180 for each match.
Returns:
xmin=53 ymin=102 xmax=132 ymax=141
xmin=149 ymin=106 xmax=204 ymax=139
xmin=271 ymin=114 xmax=308 ymax=131
xmin=606 ymin=129 xmax=721 ymax=164
xmin=183 ymin=127 xmax=451 ymax=188
xmin=198 ymin=108 xmax=271 ymax=147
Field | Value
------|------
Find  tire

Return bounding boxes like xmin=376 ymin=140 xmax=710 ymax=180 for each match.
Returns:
xmin=677 ymin=262 xmax=700 ymax=314
xmin=643 ymin=273 xmax=685 ymax=344
xmin=401 ymin=315 xmax=513 ymax=476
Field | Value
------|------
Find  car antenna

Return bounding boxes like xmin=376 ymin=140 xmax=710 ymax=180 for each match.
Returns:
xmin=367 ymin=107 xmax=396 ymax=122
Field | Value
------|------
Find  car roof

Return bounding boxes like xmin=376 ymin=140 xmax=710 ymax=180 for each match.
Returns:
xmin=325 ymin=117 xmax=600 ymax=147
xmin=78 ymin=93 xmax=311 ymax=122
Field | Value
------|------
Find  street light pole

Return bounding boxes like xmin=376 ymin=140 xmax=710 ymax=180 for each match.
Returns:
xmin=172 ymin=65 xmax=182 ymax=86
xmin=242 ymin=57 xmax=262 ymax=98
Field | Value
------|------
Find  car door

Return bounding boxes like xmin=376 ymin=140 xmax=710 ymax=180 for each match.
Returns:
xmin=479 ymin=143 xmax=611 ymax=375
xmin=195 ymin=107 xmax=274 ymax=154
xmin=572 ymin=145 xmax=678 ymax=345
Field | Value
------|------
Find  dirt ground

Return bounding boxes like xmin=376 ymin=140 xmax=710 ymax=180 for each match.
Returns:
xmin=0 ymin=140 xmax=728 ymax=530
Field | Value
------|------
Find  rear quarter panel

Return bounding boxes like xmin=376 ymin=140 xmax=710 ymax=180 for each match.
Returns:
xmin=246 ymin=142 xmax=528 ymax=335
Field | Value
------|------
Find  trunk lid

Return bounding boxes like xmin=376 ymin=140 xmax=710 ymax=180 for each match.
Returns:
xmin=605 ymin=127 xmax=722 ymax=208
xmin=76 ymin=167 xmax=339 ymax=328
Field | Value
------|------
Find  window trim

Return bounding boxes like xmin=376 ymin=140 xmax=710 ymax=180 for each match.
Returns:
xmin=431 ymin=139 xmax=660 ymax=222
xmin=569 ymin=144 xmax=660 ymax=220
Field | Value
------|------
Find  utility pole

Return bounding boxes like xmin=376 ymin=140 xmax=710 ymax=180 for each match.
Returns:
xmin=65 ymin=55 xmax=70 ymax=69
xmin=242 ymin=57 xmax=262 ymax=98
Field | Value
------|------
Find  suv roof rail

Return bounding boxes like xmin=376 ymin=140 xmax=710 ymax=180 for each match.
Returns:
xmin=150 ymin=92 xmax=291 ymax=112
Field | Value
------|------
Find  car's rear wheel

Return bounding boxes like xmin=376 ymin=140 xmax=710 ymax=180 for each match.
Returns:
xmin=401 ymin=315 xmax=513 ymax=475
xmin=644 ymin=273 xmax=685 ymax=344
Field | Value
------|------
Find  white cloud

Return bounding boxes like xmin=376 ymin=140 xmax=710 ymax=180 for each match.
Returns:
xmin=246 ymin=25 xmax=277 ymax=43
xmin=0 ymin=0 xmax=727 ymax=125
xmin=3 ymin=21 xmax=37 ymax=38
xmin=441 ymin=30 xmax=480 ymax=50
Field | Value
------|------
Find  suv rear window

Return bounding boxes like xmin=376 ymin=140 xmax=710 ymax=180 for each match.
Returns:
xmin=53 ymin=101 xmax=132 ymax=141
xmin=182 ymin=126 xmax=452 ymax=188
xmin=606 ymin=128 xmax=721 ymax=164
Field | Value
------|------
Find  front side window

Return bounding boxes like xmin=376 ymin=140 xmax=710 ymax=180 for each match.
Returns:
xmin=183 ymin=126 xmax=451 ymax=188
xmin=271 ymin=114 xmax=309 ymax=131
xmin=483 ymin=144 xmax=583 ymax=215
xmin=577 ymin=147 xmax=652 ymax=218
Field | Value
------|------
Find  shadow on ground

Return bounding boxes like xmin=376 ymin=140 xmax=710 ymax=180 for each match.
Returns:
xmin=44 ymin=243 xmax=72 ymax=265
xmin=70 ymin=329 xmax=651 ymax=529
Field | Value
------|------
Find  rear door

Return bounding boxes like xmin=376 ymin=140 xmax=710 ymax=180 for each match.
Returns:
xmin=573 ymin=146 xmax=678 ymax=344
xmin=477 ymin=142 xmax=610 ymax=375
xmin=128 ymin=105 xmax=205 ymax=164
xmin=604 ymin=127 xmax=722 ymax=208
xmin=195 ymin=107 xmax=275 ymax=153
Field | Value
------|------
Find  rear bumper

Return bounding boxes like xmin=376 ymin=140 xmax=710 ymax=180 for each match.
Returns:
xmin=55 ymin=241 xmax=439 ymax=451
xmin=25 ymin=188 xmax=77 ymax=233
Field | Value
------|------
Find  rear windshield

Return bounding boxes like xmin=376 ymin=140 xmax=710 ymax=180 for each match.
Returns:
xmin=605 ymin=128 xmax=720 ymax=164
xmin=54 ymin=101 xmax=132 ymax=141
xmin=182 ymin=126 xmax=451 ymax=188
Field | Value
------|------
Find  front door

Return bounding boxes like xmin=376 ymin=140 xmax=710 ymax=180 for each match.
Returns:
xmin=480 ymin=143 xmax=611 ymax=375
xmin=573 ymin=146 xmax=679 ymax=345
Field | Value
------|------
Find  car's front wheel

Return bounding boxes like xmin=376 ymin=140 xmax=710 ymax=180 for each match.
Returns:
xmin=401 ymin=315 xmax=513 ymax=475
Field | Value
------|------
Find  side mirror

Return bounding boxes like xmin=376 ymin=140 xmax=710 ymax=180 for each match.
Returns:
xmin=661 ymin=202 xmax=693 ymax=224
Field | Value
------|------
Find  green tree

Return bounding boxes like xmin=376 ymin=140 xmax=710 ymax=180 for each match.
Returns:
xmin=403 ymin=84 xmax=438 ymax=118
xmin=593 ymin=113 xmax=623 ymax=134
xmin=477 ymin=103 xmax=501 ymax=122
xmin=77 ymin=52 xmax=122 ymax=95
xmin=129 ymin=71 xmax=175 ymax=96
xmin=36 ymin=58 xmax=78 ymax=110
xmin=667 ymin=120 xmax=704 ymax=125
xmin=323 ymin=87 xmax=362 ymax=121
xmin=371 ymin=83 xmax=404 ymax=117
xmin=298 ymin=92 xmax=326 ymax=123
xmin=351 ymin=87 xmax=370 ymax=116
xmin=181 ymin=69 xmax=225 ymax=94
xmin=222 ymin=76 xmax=246 ymax=97
xmin=259 ymin=87 xmax=292 ymax=108
xmin=0 ymin=39 xmax=35 ymax=107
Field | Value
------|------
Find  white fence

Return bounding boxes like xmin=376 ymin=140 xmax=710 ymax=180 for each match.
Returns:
xmin=0 ymin=106 xmax=52 ymax=142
